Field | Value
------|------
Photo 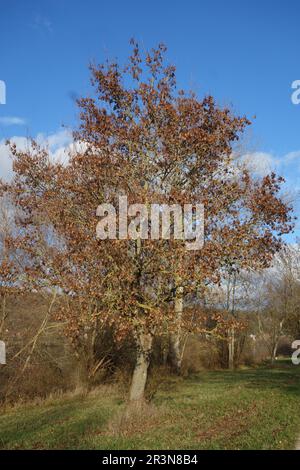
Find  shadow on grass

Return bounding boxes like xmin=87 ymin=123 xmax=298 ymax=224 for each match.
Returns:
xmin=186 ymin=360 xmax=300 ymax=398
xmin=0 ymin=394 xmax=119 ymax=450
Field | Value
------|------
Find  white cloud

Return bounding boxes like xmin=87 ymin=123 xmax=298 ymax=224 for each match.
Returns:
xmin=240 ymin=152 xmax=279 ymax=176
xmin=0 ymin=129 xmax=75 ymax=181
xmin=36 ymin=129 xmax=71 ymax=149
xmin=283 ymin=150 xmax=300 ymax=163
xmin=240 ymin=149 xmax=300 ymax=176
xmin=0 ymin=117 xmax=26 ymax=126
xmin=0 ymin=141 xmax=13 ymax=181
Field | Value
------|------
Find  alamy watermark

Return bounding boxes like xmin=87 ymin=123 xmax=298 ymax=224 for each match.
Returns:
xmin=0 ymin=80 xmax=6 ymax=105
xmin=291 ymin=80 xmax=300 ymax=105
xmin=291 ymin=340 xmax=300 ymax=365
xmin=96 ymin=196 xmax=204 ymax=251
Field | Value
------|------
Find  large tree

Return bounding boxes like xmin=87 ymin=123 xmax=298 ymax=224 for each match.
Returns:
xmin=1 ymin=41 xmax=293 ymax=400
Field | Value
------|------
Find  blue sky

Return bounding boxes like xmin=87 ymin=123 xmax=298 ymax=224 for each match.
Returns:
xmin=0 ymin=0 xmax=300 ymax=239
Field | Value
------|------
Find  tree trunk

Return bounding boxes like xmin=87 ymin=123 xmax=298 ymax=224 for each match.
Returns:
xmin=271 ymin=321 xmax=283 ymax=364
xmin=271 ymin=341 xmax=278 ymax=364
xmin=228 ymin=327 xmax=235 ymax=370
xmin=169 ymin=285 xmax=184 ymax=374
xmin=129 ymin=331 xmax=153 ymax=402
xmin=72 ymin=357 xmax=90 ymax=392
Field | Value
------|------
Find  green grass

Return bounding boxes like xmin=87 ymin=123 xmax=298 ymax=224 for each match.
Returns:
xmin=0 ymin=361 xmax=300 ymax=449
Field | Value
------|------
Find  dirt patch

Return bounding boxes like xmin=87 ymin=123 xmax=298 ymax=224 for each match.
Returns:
xmin=196 ymin=403 xmax=258 ymax=442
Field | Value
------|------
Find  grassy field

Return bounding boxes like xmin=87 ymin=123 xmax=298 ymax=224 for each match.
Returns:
xmin=0 ymin=361 xmax=300 ymax=450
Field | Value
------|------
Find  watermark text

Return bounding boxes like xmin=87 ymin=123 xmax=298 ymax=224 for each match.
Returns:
xmin=0 ymin=80 xmax=6 ymax=105
xmin=96 ymin=196 xmax=204 ymax=251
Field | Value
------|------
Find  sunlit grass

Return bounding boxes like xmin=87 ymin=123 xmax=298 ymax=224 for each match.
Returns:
xmin=0 ymin=361 xmax=299 ymax=449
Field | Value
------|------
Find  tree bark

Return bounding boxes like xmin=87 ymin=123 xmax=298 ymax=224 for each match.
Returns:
xmin=168 ymin=285 xmax=184 ymax=374
xmin=271 ymin=320 xmax=283 ymax=364
xmin=228 ymin=327 xmax=235 ymax=370
xmin=271 ymin=341 xmax=278 ymax=364
xmin=129 ymin=331 xmax=153 ymax=402
xmin=73 ymin=357 xmax=90 ymax=392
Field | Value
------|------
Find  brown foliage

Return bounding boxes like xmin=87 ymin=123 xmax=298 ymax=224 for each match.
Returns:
xmin=0 ymin=41 xmax=293 ymax=397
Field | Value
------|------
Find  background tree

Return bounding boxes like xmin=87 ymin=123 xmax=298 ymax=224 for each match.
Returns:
xmin=255 ymin=245 xmax=300 ymax=362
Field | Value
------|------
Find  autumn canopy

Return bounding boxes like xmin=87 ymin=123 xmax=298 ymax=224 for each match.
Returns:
xmin=0 ymin=41 xmax=293 ymax=401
